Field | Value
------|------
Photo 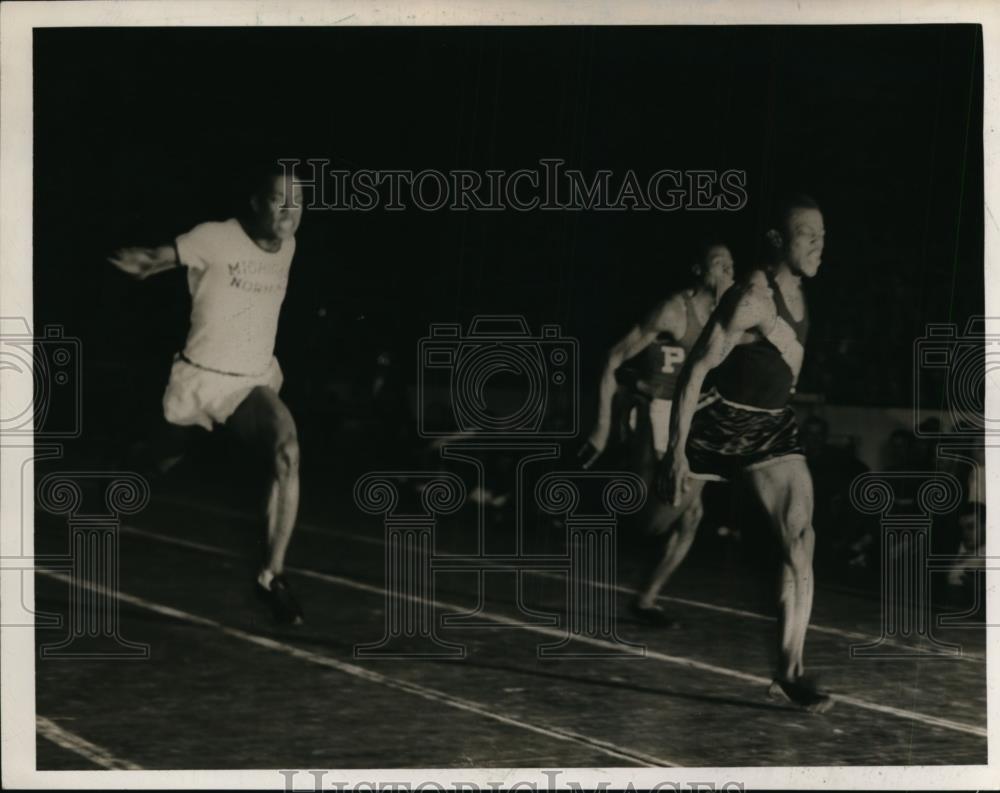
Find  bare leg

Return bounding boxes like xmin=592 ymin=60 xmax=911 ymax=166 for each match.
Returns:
xmin=636 ymin=481 xmax=706 ymax=608
xmin=777 ymin=556 xmax=800 ymax=678
xmin=747 ymin=458 xmax=816 ymax=682
xmin=794 ymin=523 xmax=816 ymax=674
xmin=263 ymin=449 xmax=300 ymax=574
xmin=225 ymin=386 xmax=301 ymax=576
xmin=629 ymin=395 xmax=706 ymax=618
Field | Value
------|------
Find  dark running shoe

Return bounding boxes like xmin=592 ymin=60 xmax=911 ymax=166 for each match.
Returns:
xmin=768 ymin=677 xmax=834 ymax=713
xmin=256 ymin=574 xmax=304 ymax=626
xmin=628 ymin=599 xmax=681 ymax=629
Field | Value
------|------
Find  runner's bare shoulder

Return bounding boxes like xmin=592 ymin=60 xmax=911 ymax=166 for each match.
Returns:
xmin=723 ymin=269 xmax=776 ymax=336
xmin=647 ymin=292 xmax=688 ymax=336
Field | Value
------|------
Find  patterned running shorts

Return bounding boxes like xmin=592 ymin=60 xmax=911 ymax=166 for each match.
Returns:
xmin=686 ymin=390 xmax=805 ymax=481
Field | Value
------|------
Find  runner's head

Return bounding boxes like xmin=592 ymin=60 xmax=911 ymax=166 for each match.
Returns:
xmin=766 ymin=194 xmax=825 ymax=278
xmin=692 ymin=238 xmax=735 ymax=297
xmin=249 ymin=162 xmax=304 ymax=242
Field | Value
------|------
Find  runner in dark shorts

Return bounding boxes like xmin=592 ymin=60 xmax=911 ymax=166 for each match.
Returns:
xmin=686 ymin=385 xmax=805 ymax=481
xmin=657 ymin=194 xmax=833 ymax=713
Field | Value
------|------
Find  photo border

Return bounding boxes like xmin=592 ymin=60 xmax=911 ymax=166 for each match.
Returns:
xmin=1 ymin=0 xmax=996 ymax=789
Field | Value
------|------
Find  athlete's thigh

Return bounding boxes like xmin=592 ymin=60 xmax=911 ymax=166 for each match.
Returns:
xmin=747 ymin=457 xmax=813 ymax=536
xmin=682 ymin=477 xmax=707 ymax=519
xmin=225 ymin=386 xmax=296 ymax=450
xmin=649 ymin=398 xmax=672 ymax=460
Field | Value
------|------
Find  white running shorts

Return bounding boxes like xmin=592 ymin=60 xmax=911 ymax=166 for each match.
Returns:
xmin=162 ymin=354 xmax=283 ymax=431
xmin=627 ymin=398 xmax=673 ymax=457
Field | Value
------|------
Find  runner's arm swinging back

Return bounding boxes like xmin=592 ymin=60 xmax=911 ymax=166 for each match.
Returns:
xmin=659 ymin=278 xmax=770 ymax=505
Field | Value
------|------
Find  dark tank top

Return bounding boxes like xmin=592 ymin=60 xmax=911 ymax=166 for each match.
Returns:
xmin=710 ymin=271 xmax=808 ymax=410
xmin=618 ymin=291 xmax=703 ymax=400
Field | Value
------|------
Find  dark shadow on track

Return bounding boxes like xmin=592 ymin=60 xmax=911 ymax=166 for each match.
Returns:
xmin=417 ymin=657 xmax=795 ymax=715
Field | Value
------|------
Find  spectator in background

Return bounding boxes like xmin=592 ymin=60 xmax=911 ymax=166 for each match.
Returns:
xmin=801 ymin=415 xmax=870 ymax=570
xmin=947 ymin=502 xmax=986 ymax=590
xmin=845 ymin=427 xmax=922 ymax=572
xmin=942 ymin=445 xmax=986 ymax=584
xmin=883 ymin=427 xmax=923 ymax=505
xmin=912 ymin=417 xmax=944 ymax=474
xmin=884 ymin=427 xmax=916 ymax=469
xmin=967 ymin=445 xmax=986 ymax=507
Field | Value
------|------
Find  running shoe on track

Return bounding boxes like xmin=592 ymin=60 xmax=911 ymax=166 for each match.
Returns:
xmin=628 ymin=598 xmax=681 ymax=629
xmin=256 ymin=574 xmax=305 ymax=625
xmin=768 ymin=677 xmax=834 ymax=713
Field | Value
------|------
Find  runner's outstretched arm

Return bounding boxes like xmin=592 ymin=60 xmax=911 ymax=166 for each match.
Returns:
xmin=108 ymin=244 xmax=180 ymax=280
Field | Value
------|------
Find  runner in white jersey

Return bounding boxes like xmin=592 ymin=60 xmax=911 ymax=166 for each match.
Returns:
xmin=110 ymin=165 xmax=306 ymax=624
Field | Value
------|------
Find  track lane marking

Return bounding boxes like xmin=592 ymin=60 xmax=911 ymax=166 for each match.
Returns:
xmin=110 ymin=523 xmax=988 ymax=739
xmin=155 ymin=496 xmax=988 ymax=664
xmin=36 ymin=715 xmax=144 ymax=770
xmin=36 ymin=568 xmax=676 ymax=768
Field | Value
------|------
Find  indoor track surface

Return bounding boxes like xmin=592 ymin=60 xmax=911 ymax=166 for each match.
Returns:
xmin=32 ymin=458 xmax=987 ymax=770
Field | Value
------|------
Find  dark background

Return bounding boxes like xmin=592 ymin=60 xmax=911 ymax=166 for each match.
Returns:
xmin=33 ymin=25 xmax=983 ymax=445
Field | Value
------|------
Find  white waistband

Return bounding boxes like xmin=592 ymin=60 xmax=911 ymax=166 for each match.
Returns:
xmin=705 ymin=389 xmax=787 ymax=416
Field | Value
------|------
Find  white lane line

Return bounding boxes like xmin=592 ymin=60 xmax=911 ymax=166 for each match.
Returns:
xmin=36 ymin=715 xmax=144 ymax=770
xmin=36 ymin=569 xmax=676 ymax=768
xmin=114 ymin=523 xmax=988 ymax=740
xmin=156 ymin=496 xmax=987 ymax=664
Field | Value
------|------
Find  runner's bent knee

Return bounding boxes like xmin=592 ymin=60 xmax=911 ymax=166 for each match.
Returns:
xmin=680 ymin=495 xmax=703 ymax=534
xmin=273 ymin=431 xmax=299 ymax=477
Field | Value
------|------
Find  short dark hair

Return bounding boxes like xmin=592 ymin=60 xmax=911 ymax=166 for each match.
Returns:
xmin=770 ymin=193 xmax=821 ymax=236
xmin=247 ymin=158 xmax=300 ymax=200
xmin=692 ymin=236 xmax=730 ymax=270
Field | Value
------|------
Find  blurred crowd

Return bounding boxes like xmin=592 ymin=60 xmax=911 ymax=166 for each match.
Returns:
xmin=800 ymin=415 xmax=985 ymax=604
xmin=358 ymin=344 xmax=987 ymax=604
xmin=89 ymin=332 xmax=985 ymax=608
xmin=799 ymin=272 xmax=925 ymax=406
